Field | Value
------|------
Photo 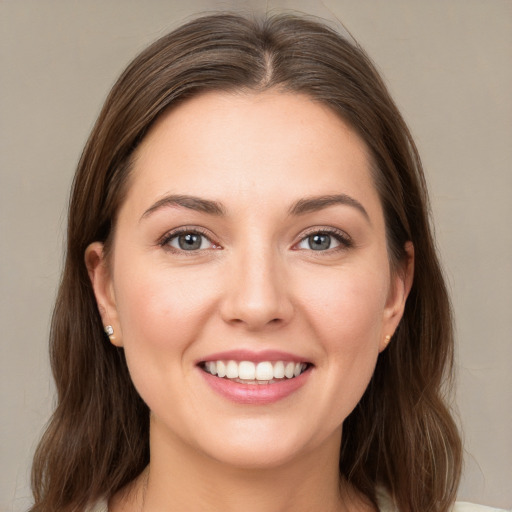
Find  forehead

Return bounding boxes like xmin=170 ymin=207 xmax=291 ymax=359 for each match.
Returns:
xmin=123 ymin=90 xmax=381 ymax=218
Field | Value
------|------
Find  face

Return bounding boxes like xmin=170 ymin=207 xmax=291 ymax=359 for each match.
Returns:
xmin=87 ymin=91 xmax=411 ymax=470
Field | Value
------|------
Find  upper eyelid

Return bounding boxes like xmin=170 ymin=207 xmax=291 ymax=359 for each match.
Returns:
xmin=159 ymin=226 xmax=216 ymax=246
xmin=158 ymin=225 xmax=352 ymax=248
xmin=297 ymin=226 xmax=351 ymax=241
xmin=292 ymin=227 xmax=353 ymax=252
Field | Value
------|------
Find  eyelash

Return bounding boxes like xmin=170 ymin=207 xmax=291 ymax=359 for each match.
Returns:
xmin=158 ymin=227 xmax=352 ymax=254
xmin=159 ymin=227 xmax=219 ymax=254
xmin=293 ymin=227 xmax=353 ymax=253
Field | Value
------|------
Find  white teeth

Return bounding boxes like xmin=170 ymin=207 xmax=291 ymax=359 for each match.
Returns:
xmin=216 ymin=361 xmax=226 ymax=378
xmin=255 ymin=362 xmax=274 ymax=380
xmin=203 ymin=360 xmax=308 ymax=381
xmin=284 ymin=362 xmax=295 ymax=379
xmin=273 ymin=361 xmax=285 ymax=379
xmin=226 ymin=360 xmax=238 ymax=379
xmin=238 ymin=361 xmax=256 ymax=380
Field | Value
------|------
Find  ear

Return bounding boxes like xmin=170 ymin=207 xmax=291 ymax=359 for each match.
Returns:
xmin=380 ymin=241 xmax=414 ymax=352
xmin=85 ymin=242 xmax=123 ymax=347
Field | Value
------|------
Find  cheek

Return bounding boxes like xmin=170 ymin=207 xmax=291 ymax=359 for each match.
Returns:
xmin=111 ymin=258 xmax=219 ymax=390
xmin=298 ymin=264 xmax=389 ymax=346
xmin=295 ymin=265 xmax=388 ymax=418
xmin=112 ymin=270 xmax=222 ymax=428
xmin=115 ymin=255 xmax=214 ymax=334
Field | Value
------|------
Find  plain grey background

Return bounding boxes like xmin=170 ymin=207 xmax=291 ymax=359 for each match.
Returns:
xmin=1 ymin=1 xmax=511 ymax=510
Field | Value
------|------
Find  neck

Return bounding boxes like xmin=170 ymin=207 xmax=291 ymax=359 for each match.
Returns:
xmin=121 ymin=419 xmax=373 ymax=512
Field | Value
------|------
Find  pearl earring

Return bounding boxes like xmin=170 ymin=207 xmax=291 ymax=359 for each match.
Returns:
xmin=384 ymin=334 xmax=391 ymax=344
xmin=104 ymin=325 xmax=115 ymax=339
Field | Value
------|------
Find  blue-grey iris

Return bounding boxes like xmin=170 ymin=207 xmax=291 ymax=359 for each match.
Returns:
xmin=179 ymin=233 xmax=202 ymax=250
xmin=309 ymin=234 xmax=331 ymax=250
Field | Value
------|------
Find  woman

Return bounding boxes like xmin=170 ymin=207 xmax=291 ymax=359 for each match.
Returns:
xmin=29 ymin=12 xmax=505 ymax=512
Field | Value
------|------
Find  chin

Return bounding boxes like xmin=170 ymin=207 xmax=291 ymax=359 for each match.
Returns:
xmin=189 ymin=418 xmax=336 ymax=472
xmin=205 ymin=440 xmax=308 ymax=470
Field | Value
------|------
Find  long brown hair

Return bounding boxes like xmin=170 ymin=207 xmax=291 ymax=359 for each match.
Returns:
xmin=30 ymin=13 xmax=461 ymax=512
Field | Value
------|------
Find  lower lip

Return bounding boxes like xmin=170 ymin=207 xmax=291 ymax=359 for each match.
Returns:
xmin=199 ymin=367 xmax=311 ymax=405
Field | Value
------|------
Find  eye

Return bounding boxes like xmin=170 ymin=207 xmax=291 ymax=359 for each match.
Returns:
xmin=297 ymin=233 xmax=339 ymax=251
xmin=295 ymin=229 xmax=351 ymax=252
xmin=171 ymin=232 xmax=208 ymax=251
xmin=161 ymin=229 xmax=218 ymax=252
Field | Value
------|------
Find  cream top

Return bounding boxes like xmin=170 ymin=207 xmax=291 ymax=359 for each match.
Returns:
xmin=88 ymin=497 xmax=510 ymax=512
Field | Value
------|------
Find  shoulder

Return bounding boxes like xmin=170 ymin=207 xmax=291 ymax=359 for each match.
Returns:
xmin=89 ymin=496 xmax=510 ymax=512
xmin=376 ymin=490 xmax=509 ymax=512
xmin=87 ymin=499 xmax=108 ymax=512
xmin=452 ymin=504 xmax=510 ymax=512
xmin=379 ymin=502 xmax=508 ymax=512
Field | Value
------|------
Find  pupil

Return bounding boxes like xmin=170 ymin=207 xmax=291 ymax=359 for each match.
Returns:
xmin=179 ymin=233 xmax=201 ymax=250
xmin=309 ymin=234 xmax=330 ymax=250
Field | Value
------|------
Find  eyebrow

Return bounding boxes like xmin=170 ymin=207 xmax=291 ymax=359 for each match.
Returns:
xmin=140 ymin=194 xmax=226 ymax=220
xmin=140 ymin=193 xmax=369 ymax=222
xmin=288 ymin=194 xmax=370 ymax=222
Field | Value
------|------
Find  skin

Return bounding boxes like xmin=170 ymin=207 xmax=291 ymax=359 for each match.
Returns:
xmin=86 ymin=90 xmax=413 ymax=512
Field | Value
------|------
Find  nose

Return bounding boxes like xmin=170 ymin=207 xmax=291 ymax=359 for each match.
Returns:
xmin=219 ymin=246 xmax=294 ymax=331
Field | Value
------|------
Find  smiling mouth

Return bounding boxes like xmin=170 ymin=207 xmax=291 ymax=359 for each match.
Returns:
xmin=199 ymin=360 xmax=311 ymax=384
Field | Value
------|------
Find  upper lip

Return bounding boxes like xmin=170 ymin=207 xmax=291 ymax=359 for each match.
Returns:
xmin=197 ymin=349 xmax=312 ymax=365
